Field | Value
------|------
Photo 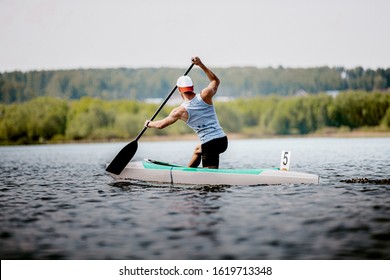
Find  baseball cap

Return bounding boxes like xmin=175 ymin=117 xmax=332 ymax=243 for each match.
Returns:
xmin=177 ymin=76 xmax=193 ymax=87
xmin=176 ymin=76 xmax=194 ymax=93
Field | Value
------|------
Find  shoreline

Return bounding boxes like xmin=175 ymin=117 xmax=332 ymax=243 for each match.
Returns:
xmin=136 ymin=131 xmax=390 ymax=142
xmin=1 ymin=131 xmax=390 ymax=146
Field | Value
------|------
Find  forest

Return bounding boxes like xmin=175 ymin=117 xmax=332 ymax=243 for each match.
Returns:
xmin=1 ymin=91 xmax=389 ymax=144
xmin=1 ymin=66 xmax=390 ymax=103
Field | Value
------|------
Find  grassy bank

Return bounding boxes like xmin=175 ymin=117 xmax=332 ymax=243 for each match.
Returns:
xmin=1 ymin=91 xmax=390 ymax=145
xmin=2 ymin=129 xmax=389 ymax=146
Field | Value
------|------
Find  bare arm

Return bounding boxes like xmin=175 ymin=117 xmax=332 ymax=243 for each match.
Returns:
xmin=192 ymin=56 xmax=220 ymax=104
xmin=145 ymin=106 xmax=187 ymax=129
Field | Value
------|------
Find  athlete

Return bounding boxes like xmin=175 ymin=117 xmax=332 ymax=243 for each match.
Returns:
xmin=145 ymin=56 xmax=228 ymax=168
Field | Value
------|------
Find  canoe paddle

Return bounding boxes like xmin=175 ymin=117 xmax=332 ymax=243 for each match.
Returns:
xmin=106 ymin=62 xmax=195 ymax=175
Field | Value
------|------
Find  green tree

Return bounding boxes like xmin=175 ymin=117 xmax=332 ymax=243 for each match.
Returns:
xmin=66 ymin=97 xmax=114 ymax=139
xmin=25 ymin=97 xmax=69 ymax=140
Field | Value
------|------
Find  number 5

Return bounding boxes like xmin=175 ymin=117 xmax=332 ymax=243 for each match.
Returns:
xmin=280 ymin=151 xmax=291 ymax=171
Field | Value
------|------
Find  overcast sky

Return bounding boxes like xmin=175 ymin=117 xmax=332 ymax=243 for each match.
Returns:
xmin=1 ymin=0 xmax=389 ymax=72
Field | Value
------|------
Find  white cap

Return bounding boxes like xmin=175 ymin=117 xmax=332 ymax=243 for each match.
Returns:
xmin=176 ymin=76 xmax=193 ymax=87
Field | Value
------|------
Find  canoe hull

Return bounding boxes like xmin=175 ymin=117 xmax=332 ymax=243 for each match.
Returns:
xmin=107 ymin=160 xmax=319 ymax=186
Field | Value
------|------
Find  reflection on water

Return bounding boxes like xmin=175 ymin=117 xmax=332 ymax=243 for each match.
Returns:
xmin=0 ymin=138 xmax=389 ymax=259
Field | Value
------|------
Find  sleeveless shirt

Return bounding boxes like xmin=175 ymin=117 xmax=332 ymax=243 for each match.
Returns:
xmin=181 ymin=94 xmax=226 ymax=144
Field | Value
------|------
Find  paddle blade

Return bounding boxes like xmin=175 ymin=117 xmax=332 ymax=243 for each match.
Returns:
xmin=106 ymin=140 xmax=138 ymax=175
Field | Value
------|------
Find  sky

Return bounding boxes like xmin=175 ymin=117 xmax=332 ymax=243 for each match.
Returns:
xmin=0 ymin=0 xmax=389 ymax=72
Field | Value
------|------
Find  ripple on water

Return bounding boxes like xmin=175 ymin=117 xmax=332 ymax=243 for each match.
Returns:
xmin=1 ymin=139 xmax=389 ymax=259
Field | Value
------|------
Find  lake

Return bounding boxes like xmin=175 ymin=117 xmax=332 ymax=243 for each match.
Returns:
xmin=0 ymin=138 xmax=389 ymax=259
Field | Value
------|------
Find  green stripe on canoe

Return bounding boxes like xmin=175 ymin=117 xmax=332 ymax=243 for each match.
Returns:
xmin=142 ymin=160 xmax=278 ymax=175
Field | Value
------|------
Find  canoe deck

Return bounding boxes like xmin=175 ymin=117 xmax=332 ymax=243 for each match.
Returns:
xmin=107 ymin=159 xmax=320 ymax=186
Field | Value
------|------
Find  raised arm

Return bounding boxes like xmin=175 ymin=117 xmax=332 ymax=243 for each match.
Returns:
xmin=192 ymin=57 xmax=220 ymax=104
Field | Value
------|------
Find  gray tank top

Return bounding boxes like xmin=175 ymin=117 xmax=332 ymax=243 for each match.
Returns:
xmin=181 ymin=94 xmax=226 ymax=144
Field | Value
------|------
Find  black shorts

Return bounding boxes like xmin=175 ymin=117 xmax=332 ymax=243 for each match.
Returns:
xmin=201 ymin=136 xmax=228 ymax=168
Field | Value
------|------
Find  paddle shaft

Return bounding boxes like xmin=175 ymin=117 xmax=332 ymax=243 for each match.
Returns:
xmin=135 ymin=63 xmax=194 ymax=141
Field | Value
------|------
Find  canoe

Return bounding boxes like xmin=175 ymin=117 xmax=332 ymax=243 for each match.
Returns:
xmin=107 ymin=159 xmax=319 ymax=186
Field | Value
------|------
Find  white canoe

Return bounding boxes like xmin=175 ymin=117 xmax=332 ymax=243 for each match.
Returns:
xmin=107 ymin=159 xmax=319 ymax=186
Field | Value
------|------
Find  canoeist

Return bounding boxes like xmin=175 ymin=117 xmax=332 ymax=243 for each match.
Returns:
xmin=144 ymin=56 xmax=228 ymax=169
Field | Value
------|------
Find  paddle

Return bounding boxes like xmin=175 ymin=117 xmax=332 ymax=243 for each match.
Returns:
xmin=106 ymin=63 xmax=195 ymax=175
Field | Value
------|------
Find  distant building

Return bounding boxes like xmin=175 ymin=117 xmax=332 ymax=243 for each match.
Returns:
xmin=293 ymin=89 xmax=308 ymax=96
xmin=215 ymin=96 xmax=235 ymax=102
xmin=326 ymin=90 xmax=339 ymax=97
xmin=145 ymin=98 xmax=163 ymax=104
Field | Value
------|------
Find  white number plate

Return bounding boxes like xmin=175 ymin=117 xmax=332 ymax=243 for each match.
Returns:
xmin=280 ymin=151 xmax=291 ymax=171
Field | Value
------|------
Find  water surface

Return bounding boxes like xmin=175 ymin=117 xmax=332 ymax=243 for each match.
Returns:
xmin=0 ymin=138 xmax=389 ymax=259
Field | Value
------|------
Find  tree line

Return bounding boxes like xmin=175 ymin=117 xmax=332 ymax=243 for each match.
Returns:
xmin=1 ymin=66 xmax=389 ymax=103
xmin=1 ymin=91 xmax=389 ymax=144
